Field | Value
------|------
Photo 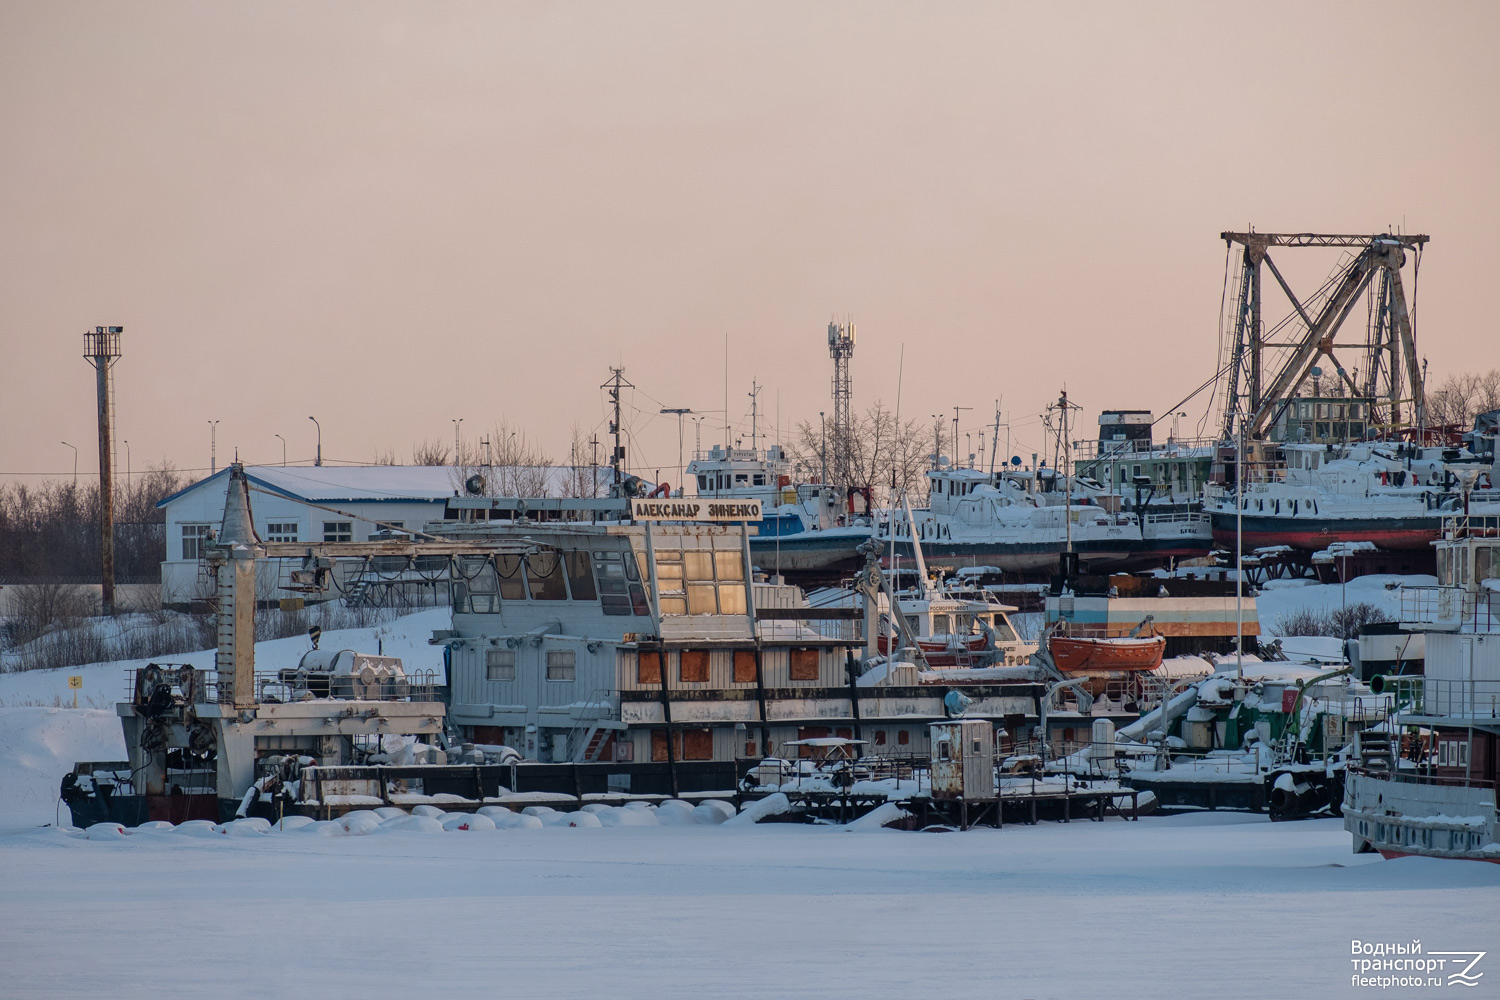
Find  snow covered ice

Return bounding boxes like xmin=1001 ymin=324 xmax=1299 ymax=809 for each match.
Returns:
xmin=3 ymin=811 xmax=1498 ymax=1000
xmin=3 ymin=606 xmax=1498 ymax=999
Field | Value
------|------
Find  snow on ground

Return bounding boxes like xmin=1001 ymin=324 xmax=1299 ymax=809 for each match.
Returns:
xmin=0 ymin=707 xmax=124 ymax=832
xmin=0 ymin=607 xmax=450 ymax=711
xmin=4 ymin=585 xmax=1495 ymax=998
xmin=2 ymin=814 xmax=1496 ymax=1000
xmin=1257 ymin=574 xmax=1432 ymax=636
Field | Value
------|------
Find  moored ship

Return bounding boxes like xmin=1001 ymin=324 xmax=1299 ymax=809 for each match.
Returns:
xmin=1342 ymin=512 xmax=1500 ymax=862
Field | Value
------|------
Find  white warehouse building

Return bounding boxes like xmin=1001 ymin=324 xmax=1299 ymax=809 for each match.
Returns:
xmin=156 ymin=465 xmax=610 ymax=607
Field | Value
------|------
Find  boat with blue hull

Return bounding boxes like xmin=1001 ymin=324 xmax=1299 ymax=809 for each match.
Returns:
xmin=685 ymin=443 xmax=874 ymax=581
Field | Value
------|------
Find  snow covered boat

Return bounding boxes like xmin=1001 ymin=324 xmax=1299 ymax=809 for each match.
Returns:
xmin=880 ymin=466 xmax=1212 ymax=578
xmin=1205 ymin=416 xmax=1500 ymax=564
xmin=685 ymin=442 xmax=874 ymax=582
xmin=1343 ymin=514 xmax=1500 ymax=862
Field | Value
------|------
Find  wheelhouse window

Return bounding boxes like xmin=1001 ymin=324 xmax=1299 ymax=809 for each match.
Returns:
xmin=181 ymin=523 xmax=213 ymax=560
xmin=494 ymin=554 xmax=527 ymax=600
xmin=564 ymin=551 xmax=597 ymax=601
xmin=323 ymin=521 xmax=353 ymax=543
xmin=657 ymin=546 xmax=746 ymax=616
xmin=264 ymin=522 xmax=299 ymax=543
xmin=655 ymin=549 xmax=687 ymax=615
xmin=595 ymin=550 xmax=648 ymax=616
xmin=525 ymin=552 xmax=568 ymax=601
xmin=456 ymin=555 xmax=500 ymax=614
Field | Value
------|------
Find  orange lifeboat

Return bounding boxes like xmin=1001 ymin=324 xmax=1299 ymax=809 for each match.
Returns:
xmin=1048 ymin=629 xmax=1165 ymax=674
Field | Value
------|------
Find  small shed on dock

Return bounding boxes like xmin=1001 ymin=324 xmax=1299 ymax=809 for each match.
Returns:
xmin=930 ymin=720 xmax=995 ymax=800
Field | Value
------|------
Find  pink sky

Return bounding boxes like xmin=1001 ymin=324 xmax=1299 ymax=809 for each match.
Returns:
xmin=2 ymin=2 xmax=1496 ymax=488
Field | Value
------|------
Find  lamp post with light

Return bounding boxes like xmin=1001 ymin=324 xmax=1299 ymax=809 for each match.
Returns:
xmin=308 ymin=416 xmax=322 ymax=467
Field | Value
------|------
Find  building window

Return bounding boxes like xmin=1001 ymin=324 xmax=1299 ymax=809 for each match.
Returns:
xmin=264 ymin=522 xmax=299 ymax=543
xmin=485 ymin=648 xmax=516 ymax=681
xmin=875 ymin=730 xmax=887 ymax=746
xmin=545 ymin=649 xmax=576 ymax=681
xmin=732 ymin=650 xmax=757 ymax=683
xmin=681 ymin=729 xmax=713 ymax=760
xmin=789 ymin=648 xmax=819 ymax=681
xmin=680 ymin=650 xmax=709 ymax=683
xmin=323 ymin=521 xmax=353 ymax=543
xmin=897 ymin=730 xmax=910 ymax=746
xmin=181 ymin=523 xmax=213 ymax=560
xmin=745 ymin=740 xmax=758 ymax=758
xmin=638 ymin=651 xmax=663 ymax=685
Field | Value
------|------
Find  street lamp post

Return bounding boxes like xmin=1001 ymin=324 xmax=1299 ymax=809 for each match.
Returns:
xmin=61 ymin=441 xmax=77 ymax=484
xmin=123 ymin=440 xmax=130 ymax=485
xmin=308 ymin=416 xmax=322 ymax=467
xmin=274 ymin=433 xmax=286 ymax=466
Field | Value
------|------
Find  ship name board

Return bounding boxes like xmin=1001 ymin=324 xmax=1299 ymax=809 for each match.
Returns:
xmin=631 ymin=499 xmax=763 ymax=522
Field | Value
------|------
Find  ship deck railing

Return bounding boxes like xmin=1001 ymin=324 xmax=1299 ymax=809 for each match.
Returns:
xmin=124 ymin=666 xmax=446 ymax=706
xmin=1398 ymin=586 xmax=1500 ymax=633
xmin=1348 ymin=763 xmax=1498 ymax=793
xmin=1442 ymin=512 xmax=1500 ymax=539
xmin=1375 ymin=676 xmax=1500 ymax=721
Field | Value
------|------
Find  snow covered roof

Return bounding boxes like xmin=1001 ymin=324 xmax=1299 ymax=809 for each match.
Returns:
xmin=157 ymin=465 xmax=613 ymax=508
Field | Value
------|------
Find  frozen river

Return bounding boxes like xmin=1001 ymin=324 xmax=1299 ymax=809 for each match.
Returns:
xmin=3 ymin=810 xmax=1495 ymax=999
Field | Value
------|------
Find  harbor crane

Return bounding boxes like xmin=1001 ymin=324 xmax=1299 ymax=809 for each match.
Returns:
xmin=1217 ymin=231 xmax=1428 ymax=443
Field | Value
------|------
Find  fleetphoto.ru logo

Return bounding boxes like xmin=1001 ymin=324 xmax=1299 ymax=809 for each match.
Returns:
xmin=1351 ymin=940 xmax=1486 ymax=989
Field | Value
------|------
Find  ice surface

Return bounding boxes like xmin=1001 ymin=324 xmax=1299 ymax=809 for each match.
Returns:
xmin=2 ymin=592 xmax=1494 ymax=997
xmin=3 ymin=812 xmax=1495 ymax=1000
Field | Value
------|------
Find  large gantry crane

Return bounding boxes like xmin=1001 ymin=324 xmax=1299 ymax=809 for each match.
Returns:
xmin=1217 ymin=231 xmax=1428 ymax=444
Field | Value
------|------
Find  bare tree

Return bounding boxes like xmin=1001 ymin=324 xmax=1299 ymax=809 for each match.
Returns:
xmin=792 ymin=400 xmax=929 ymax=506
xmin=561 ymin=423 xmax=600 ymax=498
xmin=1426 ymin=368 xmax=1500 ymax=430
xmin=372 ymin=446 xmax=398 ymax=466
xmin=412 ymin=439 xmax=451 ymax=466
xmin=452 ymin=420 xmax=555 ymax=498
